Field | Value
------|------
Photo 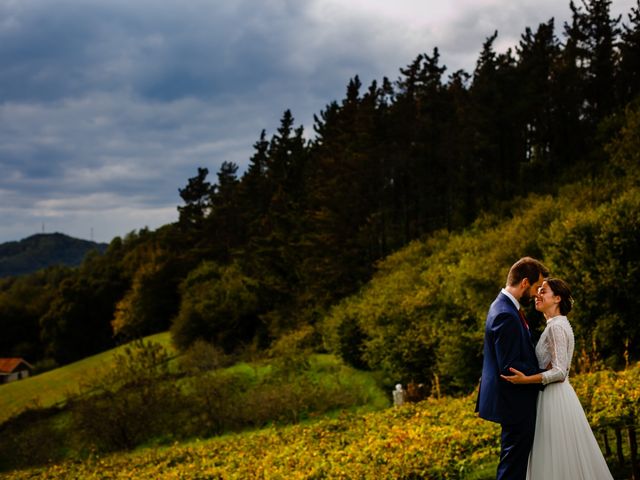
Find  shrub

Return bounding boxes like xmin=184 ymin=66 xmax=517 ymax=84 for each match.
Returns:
xmin=68 ymin=340 xmax=181 ymax=451
xmin=179 ymin=339 xmax=231 ymax=374
xmin=171 ymin=261 xmax=262 ymax=352
xmin=0 ymin=406 xmax=67 ymax=472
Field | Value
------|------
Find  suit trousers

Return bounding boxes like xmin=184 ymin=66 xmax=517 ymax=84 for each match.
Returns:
xmin=497 ymin=414 xmax=536 ymax=480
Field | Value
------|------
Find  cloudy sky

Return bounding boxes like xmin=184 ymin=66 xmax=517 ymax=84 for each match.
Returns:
xmin=0 ymin=0 xmax=636 ymax=244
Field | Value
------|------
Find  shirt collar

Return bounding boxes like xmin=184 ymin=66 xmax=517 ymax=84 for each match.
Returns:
xmin=501 ymin=288 xmax=521 ymax=311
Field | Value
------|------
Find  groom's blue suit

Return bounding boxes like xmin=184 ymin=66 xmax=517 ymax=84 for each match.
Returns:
xmin=477 ymin=292 xmax=541 ymax=480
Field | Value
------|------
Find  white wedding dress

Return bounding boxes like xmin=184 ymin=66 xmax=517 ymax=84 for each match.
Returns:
xmin=527 ymin=315 xmax=613 ymax=479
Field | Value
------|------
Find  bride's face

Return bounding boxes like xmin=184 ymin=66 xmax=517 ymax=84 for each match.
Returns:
xmin=535 ymin=281 xmax=561 ymax=314
xmin=521 ymin=273 xmax=544 ymax=306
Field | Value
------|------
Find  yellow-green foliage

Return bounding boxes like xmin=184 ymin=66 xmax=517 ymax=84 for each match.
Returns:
xmin=322 ymin=167 xmax=640 ymax=391
xmin=3 ymin=394 xmax=499 ymax=479
xmin=572 ymin=363 xmax=640 ymax=428
xmin=0 ymin=332 xmax=174 ymax=424
xmin=7 ymin=365 xmax=639 ymax=479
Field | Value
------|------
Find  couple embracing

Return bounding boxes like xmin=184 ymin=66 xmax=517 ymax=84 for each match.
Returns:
xmin=477 ymin=257 xmax=613 ymax=480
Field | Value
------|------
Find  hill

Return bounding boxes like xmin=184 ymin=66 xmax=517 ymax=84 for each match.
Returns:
xmin=0 ymin=233 xmax=108 ymax=278
xmin=320 ymin=174 xmax=640 ymax=394
xmin=0 ymin=332 xmax=390 ymax=473
xmin=0 ymin=332 xmax=174 ymax=424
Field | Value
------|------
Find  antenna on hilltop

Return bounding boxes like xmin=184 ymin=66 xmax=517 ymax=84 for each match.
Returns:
xmin=90 ymin=227 xmax=94 ymax=242
xmin=42 ymin=223 xmax=45 ymax=234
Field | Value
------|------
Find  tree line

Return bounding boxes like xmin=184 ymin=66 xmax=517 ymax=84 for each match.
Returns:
xmin=1 ymin=0 xmax=639 ymax=372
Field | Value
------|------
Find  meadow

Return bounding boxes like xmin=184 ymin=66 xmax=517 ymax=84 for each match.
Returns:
xmin=3 ymin=392 xmax=500 ymax=479
xmin=0 ymin=332 xmax=174 ymax=424
xmin=2 ymin=356 xmax=638 ymax=479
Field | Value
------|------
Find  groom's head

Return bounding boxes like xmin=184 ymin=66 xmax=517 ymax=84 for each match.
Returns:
xmin=506 ymin=257 xmax=549 ymax=305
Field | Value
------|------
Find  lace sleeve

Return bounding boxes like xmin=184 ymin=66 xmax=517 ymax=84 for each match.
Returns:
xmin=541 ymin=323 xmax=570 ymax=385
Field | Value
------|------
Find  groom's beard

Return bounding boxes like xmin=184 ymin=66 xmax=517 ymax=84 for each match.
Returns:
xmin=520 ymin=290 xmax=533 ymax=306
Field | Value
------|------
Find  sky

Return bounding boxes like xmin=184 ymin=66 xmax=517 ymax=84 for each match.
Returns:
xmin=0 ymin=0 xmax=637 ymax=244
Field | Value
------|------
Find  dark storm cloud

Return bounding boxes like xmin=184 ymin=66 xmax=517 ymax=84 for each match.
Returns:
xmin=0 ymin=0 xmax=292 ymax=102
xmin=0 ymin=0 xmax=635 ymax=243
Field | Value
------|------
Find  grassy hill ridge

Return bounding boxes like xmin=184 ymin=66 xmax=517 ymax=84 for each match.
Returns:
xmin=0 ymin=332 xmax=174 ymax=424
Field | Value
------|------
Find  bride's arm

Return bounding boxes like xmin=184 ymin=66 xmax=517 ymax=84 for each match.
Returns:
xmin=539 ymin=324 xmax=570 ymax=384
xmin=501 ymin=324 xmax=570 ymax=385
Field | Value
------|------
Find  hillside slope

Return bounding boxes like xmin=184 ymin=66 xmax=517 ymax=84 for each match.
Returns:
xmin=5 ymin=365 xmax=639 ymax=479
xmin=321 ymin=175 xmax=640 ymax=393
xmin=0 ymin=332 xmax=173 ymax=423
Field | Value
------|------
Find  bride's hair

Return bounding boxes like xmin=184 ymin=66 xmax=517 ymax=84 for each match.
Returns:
xmin=545 ymin=278 xmax=574 ymax=315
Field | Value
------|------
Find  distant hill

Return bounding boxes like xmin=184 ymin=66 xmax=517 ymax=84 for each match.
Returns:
xmin=0 ymin=233 xmax=108 ymax=278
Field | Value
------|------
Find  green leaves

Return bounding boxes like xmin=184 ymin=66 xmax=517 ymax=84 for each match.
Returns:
xmin=171 ymin=261 xmax=261 ymax=352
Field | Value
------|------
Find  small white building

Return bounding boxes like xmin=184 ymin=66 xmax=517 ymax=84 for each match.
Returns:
xmin=0 ymin=358 xmax=33 ymax=384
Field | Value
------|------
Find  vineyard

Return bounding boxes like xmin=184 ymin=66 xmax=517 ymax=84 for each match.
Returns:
xmin=4 ymin=364 xmax=639 ymax=480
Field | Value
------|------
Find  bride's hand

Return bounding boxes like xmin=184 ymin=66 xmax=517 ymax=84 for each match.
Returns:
xmin=500 ymin=367 xmax=526 ymax=384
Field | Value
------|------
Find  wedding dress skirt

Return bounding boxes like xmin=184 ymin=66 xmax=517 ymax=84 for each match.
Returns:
xmin=527 ymin=379 xmax=613 ymax=480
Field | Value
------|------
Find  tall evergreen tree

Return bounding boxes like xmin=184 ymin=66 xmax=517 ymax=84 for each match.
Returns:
xmin=565 ymin=0 xmax=621 ymax=124
xmin=208 ymin=161 xmax=241 ymax=259
xmin=390 ymin=49 xmax=451 ymax=238
xmin=470 ymin=32 xmax=525 ymax=205
xmin=237 ymin=130 xmax=271 ymax=240
xmin=516 ymin=20 xmax=561 ymax=182
xmin=618 ymin=1 xmax=640 ymax=104
xmin=302 ymin=77 xmax=385 ymax=304
xmin=177 ymin=167 xmax=214 ymax=231
xmin=442 ymin=69 xmax=476 ymax=226
xmin=243 ymin=110 xmax=310 ymax=334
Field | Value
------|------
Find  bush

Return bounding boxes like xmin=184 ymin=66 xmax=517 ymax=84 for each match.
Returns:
xmin=544 ymin=188 xmax=640 ymax=367
xmin=69 ymin=340 xmax=182 ymax=451
xmin=182 ymin=369 xmax=250 ymax=437
xmin=178 ymin=339 xmax=231 ymax=374
xmin=171 ymin=261 xmax=262 ymax=352
xmin=0 ymin=406 xmax=67 ymax=472
xmin=181 ymin=352 xmax=386 ymax=439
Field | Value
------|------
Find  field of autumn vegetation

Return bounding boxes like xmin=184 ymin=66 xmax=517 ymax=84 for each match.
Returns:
xmin=3 ymin=361 xmax=639 ymax=479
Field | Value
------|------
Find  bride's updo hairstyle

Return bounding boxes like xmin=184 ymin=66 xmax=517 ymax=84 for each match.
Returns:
xmin=545 ymin=278 xmax=574 ymax=315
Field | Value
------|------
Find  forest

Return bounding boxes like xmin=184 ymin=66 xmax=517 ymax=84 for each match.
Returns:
xmin=1 ymin=0 xmax=640 ymax=395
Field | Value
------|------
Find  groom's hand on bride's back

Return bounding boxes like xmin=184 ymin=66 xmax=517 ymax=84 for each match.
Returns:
xmin=500 ymin=367 xmax=525 ymax=383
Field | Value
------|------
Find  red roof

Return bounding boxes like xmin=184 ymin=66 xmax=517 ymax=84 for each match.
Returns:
xmin=0 ymin=358 xmax=33 ymax=374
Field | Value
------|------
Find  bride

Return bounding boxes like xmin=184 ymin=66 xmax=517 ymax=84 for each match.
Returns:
xmin=501 ymin=278 xmax=613 ymax=479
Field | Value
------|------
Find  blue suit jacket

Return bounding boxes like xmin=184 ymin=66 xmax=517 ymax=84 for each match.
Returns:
xmin=477 ymin=292 xmax=541 ymax=425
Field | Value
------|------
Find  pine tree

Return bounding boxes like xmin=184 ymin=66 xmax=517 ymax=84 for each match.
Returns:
xmin=618 ymin=1 xmax=640 ymax=104
xmin=470 ymin=31 xmax=524 ymax=205
xmin=302 ymin=77 xmax=385 ymax=304
xmin=208 ymin=161 xmax=241 ymax=259
xmin=565 ymin=0 xmax=621 ymax=124
xmin=243 ymin=110 xmax=310 ymax=334
xmin=442 ymin=69 xmax=475 ymax=226
xmin=177 ymin=167 xmax=214 ymax=231
xmin=516 ymin=19 xmax=561 ymax=181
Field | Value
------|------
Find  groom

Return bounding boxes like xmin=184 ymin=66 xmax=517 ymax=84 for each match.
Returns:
xmin=476 ymin=257 xmax=548 ymax=480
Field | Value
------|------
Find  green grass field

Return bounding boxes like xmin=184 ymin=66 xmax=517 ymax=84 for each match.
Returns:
xmin=0 ymin=332 xmax=175 ymax=423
